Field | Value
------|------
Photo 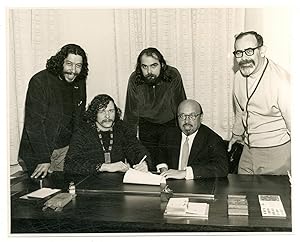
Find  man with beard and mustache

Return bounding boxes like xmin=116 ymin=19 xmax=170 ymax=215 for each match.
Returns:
xmin=18 ymin=44 xmax=88 ymax=179
xmin=228 ymin=31 xmax=291 ymax=175
xmin=124 ymin=47 xmax=186 ymax=166
xmin=157 ymin=99 xmax=228 ymax=180
xmin=64 ymin=94 xmax=151 ymax=174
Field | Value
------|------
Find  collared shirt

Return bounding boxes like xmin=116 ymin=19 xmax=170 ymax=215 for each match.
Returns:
xmin=156 ymin=130 xmax=198 ymax=180
xmin=232 ymin=58 xmax=291 ymax=147
xmin=178 ymin=130 xmax=198 ymax=179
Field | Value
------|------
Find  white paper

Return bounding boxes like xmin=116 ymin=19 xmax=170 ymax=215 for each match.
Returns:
xmin=165 ymin=197 xmax=189 ymax=215
xmin=123 ymin=168 xmax=166 ymax=186
xmin=23 ymin=188 xmax=61 ymax=199
xmin=187 ymin=202 xmax=209 ymax=217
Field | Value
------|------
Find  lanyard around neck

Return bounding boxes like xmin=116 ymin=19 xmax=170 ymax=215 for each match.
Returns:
xmin=97 ymin=129 xmax=113 ymax=153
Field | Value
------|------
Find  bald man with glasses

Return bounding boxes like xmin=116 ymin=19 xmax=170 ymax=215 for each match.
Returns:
xmin=228 ymin=31 xmax=291 ymax=175
xmin=157 ymin=99 xmax=228 ymax=180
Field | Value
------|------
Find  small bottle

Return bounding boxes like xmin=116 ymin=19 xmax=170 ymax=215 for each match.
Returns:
xmin=69 ymin=181 xmax=76 ymax=196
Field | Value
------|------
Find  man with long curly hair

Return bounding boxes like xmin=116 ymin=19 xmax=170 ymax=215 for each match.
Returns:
xmin=124 ymin=47 xmax=186 ymax=164
xmin=64 ymin=94 xmax=152 ymax=174
xmin=18 ymin=44 xmax=89 ymax=179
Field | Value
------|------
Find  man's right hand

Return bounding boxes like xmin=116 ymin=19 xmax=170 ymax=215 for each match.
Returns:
xmin=100 ymin=161 xmax=130 ymax=173
xmin=228 ymin=134 xmax=243 ymax=152
xmin=31 ymin=163 xmax=51 ymax=179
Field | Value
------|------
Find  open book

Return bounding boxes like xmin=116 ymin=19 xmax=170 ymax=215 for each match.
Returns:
xmin=164 ymin=197 xmax=209 ymax=218
xmin=123 ymin=168 xmax=166 ymax=186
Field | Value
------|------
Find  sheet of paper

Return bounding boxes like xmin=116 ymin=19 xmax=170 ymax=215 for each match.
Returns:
xmin=187 ymin=202 xmax=209 ymax=216
xmin=123 ymin=168 xmax=166 ymax=186
xmin=23 ymin=188 xmax=61 ymax=199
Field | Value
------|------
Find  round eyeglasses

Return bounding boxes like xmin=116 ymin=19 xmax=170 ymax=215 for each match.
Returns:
xmin=233 ymin=45 xmax=262 ymax=58
xmin=178 ymin=113 xmax=201 ymax=121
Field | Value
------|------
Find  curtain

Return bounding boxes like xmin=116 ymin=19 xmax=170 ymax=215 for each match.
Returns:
xmin=9 ymin=8 xmax=245 ymax=171
xmin=114 ymin=8 xmax=244 ymax=138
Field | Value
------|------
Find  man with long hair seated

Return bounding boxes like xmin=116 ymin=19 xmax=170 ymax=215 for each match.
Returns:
xmin=64 ymin=94 xmax=152 ymax=174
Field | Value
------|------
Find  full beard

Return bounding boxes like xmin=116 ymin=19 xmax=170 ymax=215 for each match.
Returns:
xmin=143 ymin=74 xmax=159 ymax=86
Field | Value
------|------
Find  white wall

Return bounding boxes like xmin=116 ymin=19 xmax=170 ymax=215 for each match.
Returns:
xmin=245 ymin=8 xmax=291 ymax=72
xmin=57 ymin=9 xmax=120 ymax=105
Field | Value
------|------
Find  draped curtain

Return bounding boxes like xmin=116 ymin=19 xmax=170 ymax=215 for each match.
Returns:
xmin=9 ymin=8 xmax=245 ymax=171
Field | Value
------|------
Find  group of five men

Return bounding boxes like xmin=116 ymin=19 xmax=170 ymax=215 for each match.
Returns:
xmin=18 ymin=30 xmax=291 ymax=180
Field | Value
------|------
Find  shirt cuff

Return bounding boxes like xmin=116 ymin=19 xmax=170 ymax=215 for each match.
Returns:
xmin=185 ymin=166 xmax=194 ymax=180
xmin=156 ymin=163 xmax=168 ymax=172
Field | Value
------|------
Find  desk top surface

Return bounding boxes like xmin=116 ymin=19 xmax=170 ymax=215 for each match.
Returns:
xmin=10 ymin=172 xmax=292 ymax=233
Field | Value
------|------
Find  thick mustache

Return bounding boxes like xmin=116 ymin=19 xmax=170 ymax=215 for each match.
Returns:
xmin=101 ymin=119 xmax=113 ymax=124
xmin=145 ymin=74 xmax=156 ymax=79
xmin=64 ymin=71 xmax=78 ymax=75
xmin=239 ymin=60 xmax=255 ymax=67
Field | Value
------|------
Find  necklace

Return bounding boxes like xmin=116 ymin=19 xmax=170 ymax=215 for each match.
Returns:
xmin=97 ymin=128 xmax=113 ymax=163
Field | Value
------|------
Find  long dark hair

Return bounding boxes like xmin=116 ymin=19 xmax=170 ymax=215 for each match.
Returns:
xmin=46 ymin=43 xmax=89 ymax=82
xmin=84 ymin=94 xmax=122 ymax=128
xmin=134 ymin=47 xmax=172 ymax=85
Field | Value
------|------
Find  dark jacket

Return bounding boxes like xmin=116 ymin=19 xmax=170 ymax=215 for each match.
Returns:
xmin=18 ymin=69 xmax=86 ymax=172
xmin=64 ymin=120 xmax=152 ymax=175
xmin=158 ymin=124 xmax=228 ymax=178
xmin=123 ymin=65 xmax=186 ymax=129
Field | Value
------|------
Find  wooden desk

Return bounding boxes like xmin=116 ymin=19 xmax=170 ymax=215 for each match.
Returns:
xmin=10 ymin=172 xmax=291 ymax=233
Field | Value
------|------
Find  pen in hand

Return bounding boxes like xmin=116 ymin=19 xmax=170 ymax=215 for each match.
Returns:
xmin=133 ymin=155 xmax=148 ymax=172
xmin=138 ymin=155 xmax=147 ymax=165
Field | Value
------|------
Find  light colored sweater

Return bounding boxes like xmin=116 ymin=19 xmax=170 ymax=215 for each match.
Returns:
xmin=232 ymin=58 xmax=291 ymax=148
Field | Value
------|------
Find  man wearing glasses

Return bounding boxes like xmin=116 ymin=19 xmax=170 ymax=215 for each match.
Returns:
xmin=157 ymin=99 xmax=228 ymax=180
xmin=228 ymin=31 xmax=291 ymax=175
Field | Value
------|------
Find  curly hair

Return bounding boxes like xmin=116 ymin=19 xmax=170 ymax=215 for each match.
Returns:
xmin=46 ymin=44 xmax=89 ymax=82
xmin=84 ymin=94 xmax=122 ymax=127
xmin=234 ymin=31 xmax=264 ymax=47
xmin=134 ymin=47 xmax=172 ymax=85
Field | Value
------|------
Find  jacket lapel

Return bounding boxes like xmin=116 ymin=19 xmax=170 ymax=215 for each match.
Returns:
xmin=170 ymin=128 xmax=182 ymax=169
xmin=188 ymin=126 xmax=205 ymax=165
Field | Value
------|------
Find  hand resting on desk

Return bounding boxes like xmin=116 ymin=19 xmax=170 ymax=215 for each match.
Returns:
xmin=161 ymin=169 xmax=186 ymax=180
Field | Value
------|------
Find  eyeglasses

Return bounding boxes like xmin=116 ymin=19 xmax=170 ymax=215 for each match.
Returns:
xmin=178 ymin=113 xmax=201 ymax=121
xmin=233 ymin=46 xmax=262 ymax=58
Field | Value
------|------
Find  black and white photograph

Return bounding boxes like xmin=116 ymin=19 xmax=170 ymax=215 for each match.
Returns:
xmin=2 ymin=0 xmax=299 ymax=241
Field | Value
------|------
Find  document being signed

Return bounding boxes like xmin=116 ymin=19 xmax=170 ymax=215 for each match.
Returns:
xmin=123 ymin=168 xmax=166 ymax=186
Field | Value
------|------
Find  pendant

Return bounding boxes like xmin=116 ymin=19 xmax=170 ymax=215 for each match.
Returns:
xmin=104 ymin=152 xmax=111 ymax=164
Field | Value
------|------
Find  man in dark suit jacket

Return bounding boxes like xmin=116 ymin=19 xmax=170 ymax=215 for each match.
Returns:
xmin=157 ymin=99 xmax=228 ymax=180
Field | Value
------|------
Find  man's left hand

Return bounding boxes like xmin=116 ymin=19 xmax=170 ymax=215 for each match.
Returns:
xmin=161 ymin=169 xmax=186 ymax=179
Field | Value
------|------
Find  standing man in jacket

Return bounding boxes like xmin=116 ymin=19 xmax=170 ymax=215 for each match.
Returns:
xmin=18 ymin=44 xmax=89 ymax=178
xmin=124 ymin=47 xmax=186 ymax=164
xmin=228 ymin=31 xmax=291 ymax=175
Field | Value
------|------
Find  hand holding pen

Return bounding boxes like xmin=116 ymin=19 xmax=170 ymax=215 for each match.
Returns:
xmin=133 ymin=155 xmax=148 ymax=172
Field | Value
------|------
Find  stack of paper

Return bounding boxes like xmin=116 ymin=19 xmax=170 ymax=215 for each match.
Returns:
xmin=164 ymin=197 xmax=209 ymax=218
xmin=20 ymin=188 xmax=61 ymax=199
xmin=258 ymin=195 xmax=286 ymax=218
xmin=228 ymin=194 xmax=249 ymax=216
xmin=123 ymin=168 xmax=166 ymax=185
